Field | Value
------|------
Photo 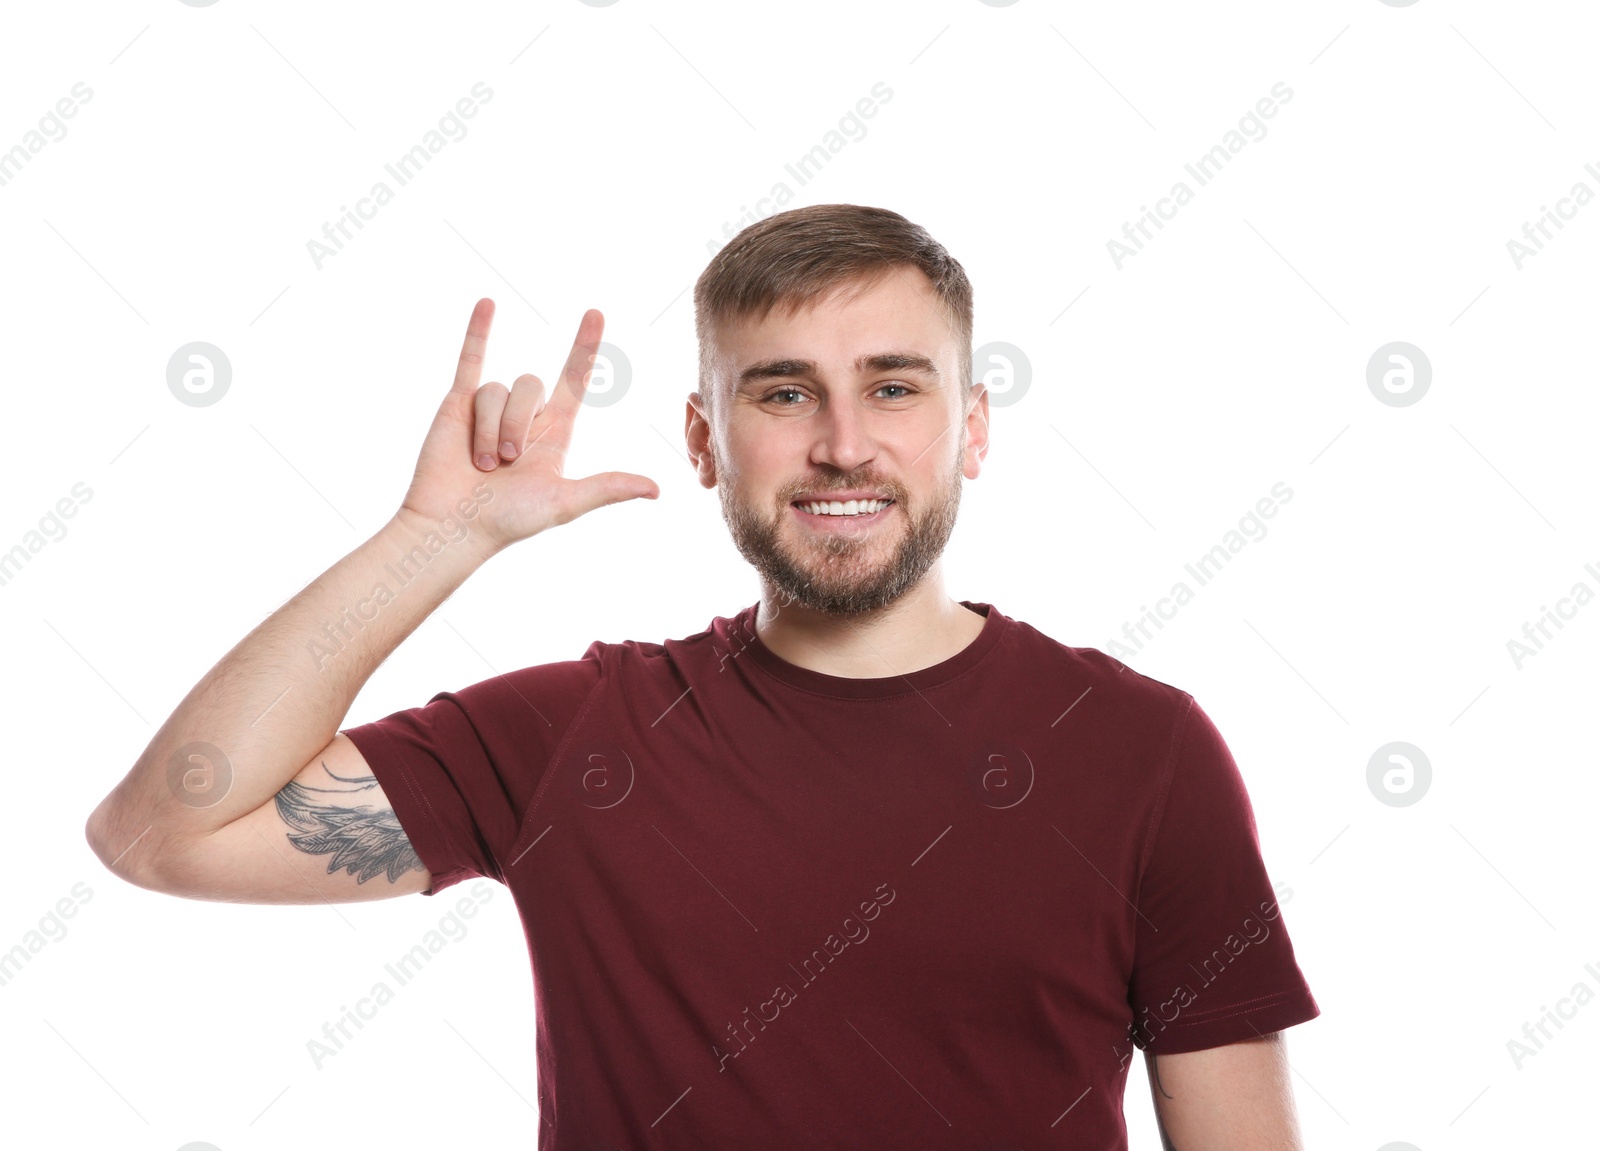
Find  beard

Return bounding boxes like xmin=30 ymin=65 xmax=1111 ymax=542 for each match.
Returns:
xmin=717 ymin=441 xmax=965 ymax=618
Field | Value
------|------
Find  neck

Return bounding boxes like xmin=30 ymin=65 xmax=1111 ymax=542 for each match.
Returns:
xmin=753 ymin=566 xmax=987 ymax=679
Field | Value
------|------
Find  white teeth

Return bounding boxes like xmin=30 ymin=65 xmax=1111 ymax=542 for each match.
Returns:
xmin=800 ymin=498 xmax=890 ymax=516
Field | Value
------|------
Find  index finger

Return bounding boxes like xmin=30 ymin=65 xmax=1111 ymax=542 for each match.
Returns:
xmin=450 ymin=297 xmax=496 ymax=397
xmin=535 ymin=308 xmax=606 ymax=451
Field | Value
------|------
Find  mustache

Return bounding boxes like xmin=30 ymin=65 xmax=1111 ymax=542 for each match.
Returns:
xmin=779 ymin=479 xmax=907 ymax=503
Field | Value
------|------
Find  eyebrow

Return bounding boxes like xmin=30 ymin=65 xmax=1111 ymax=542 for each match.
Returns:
xmin=736 ymin=352 xmax=942 ymax=389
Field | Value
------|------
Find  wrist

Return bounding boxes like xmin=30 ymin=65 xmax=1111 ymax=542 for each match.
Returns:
xmin=388 ymin=501 xmax=501 ymax=570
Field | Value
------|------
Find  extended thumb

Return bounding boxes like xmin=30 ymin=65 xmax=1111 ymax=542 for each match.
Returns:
xmin=569 ymin=471 xmax=660 ymax=513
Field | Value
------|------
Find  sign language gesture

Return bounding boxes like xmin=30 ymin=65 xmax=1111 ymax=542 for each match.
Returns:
xmin=398 ymin=298 xmax=658 ymax=556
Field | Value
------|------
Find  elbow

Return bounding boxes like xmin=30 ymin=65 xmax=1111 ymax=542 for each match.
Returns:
xmin=84 ymin=806 xmax=125 ymax=878
xmin=84 ymin=799 xmax=151 ymax=884
xmin=85 ymin=802 xmax=206 ymax=898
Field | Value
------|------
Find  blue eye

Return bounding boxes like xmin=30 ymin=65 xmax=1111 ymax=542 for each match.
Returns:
xmin=762 ymin=383 xmax=912 ymax=405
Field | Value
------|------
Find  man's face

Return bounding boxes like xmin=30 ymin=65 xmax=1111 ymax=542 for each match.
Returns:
xmin=686 ymin=267 xmax=989 ymax=617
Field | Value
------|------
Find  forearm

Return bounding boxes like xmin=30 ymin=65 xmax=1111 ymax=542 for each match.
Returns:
xmin=87 ymin=506 xmax=494 ymax=862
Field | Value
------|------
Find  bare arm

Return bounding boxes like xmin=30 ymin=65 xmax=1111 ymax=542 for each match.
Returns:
xmin=1145 ymin=1032 xmax=1305 ymax=1150
xmin=83 ymin=511 xmax=489 ymax=888
xmin=85 ymin=298 xmax=657 ymax=899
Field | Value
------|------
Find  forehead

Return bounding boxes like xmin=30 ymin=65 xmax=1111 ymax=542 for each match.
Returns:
xmin=711 ymin=269 xmax=954 ymax=381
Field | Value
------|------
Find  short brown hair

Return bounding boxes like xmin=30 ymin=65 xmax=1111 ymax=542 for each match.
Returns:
xmin=693 ymin=203 xmax=975 ymax=418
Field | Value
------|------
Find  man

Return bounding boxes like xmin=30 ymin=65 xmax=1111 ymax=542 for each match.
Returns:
xmin=86 ymin=204 xmax=1319 ymax=1148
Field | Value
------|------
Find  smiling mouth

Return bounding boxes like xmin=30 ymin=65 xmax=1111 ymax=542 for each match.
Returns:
xmin=790 ymin=497 xmax=895 ymax=518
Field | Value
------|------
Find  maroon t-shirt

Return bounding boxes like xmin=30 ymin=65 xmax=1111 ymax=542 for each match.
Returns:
xmin=342 ymin=601 xmax=1318 ymax=1148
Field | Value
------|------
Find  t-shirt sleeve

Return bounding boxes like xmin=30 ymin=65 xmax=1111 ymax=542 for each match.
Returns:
xmin=1126 ymin=693 xmax=1320 ymax=1053
xmin=338 ymin=648 xmax=605 ymax=897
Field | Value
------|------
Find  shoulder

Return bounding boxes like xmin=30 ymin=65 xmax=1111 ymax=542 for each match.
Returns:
xmin=997 ymin=608 xmax=1196 ymax=729
xmin=563 ymin=606 xmax=746 ymax=682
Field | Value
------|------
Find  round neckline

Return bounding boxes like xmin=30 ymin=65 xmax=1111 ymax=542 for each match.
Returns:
xmin=734 ymin=600 xmax=1008 ymax=700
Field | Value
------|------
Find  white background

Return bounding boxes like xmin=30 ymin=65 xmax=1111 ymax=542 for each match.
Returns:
xmin=2 ymin=1 xmax=1595 ymax=1148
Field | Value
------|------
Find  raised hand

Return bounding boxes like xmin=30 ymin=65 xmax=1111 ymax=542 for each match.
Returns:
xmin=397 ymin=298 xmax=658 ymax=556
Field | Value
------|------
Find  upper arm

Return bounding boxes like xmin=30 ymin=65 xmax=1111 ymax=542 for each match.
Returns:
xmin=1145 ymin=1032 xmax=1304 ymax=1151
xmin=130 ymin=733 xmax=433 ymax=904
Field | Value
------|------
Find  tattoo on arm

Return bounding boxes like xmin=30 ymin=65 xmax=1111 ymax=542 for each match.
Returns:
xmin=273 ymin=762 xmax=425 ymax=884
xmin=1146 ymin=1052 xmax=1180 ymax=1151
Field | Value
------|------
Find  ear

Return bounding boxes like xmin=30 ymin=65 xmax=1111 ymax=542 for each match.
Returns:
xmin=684 ymin=392 xmax=718 ymax=489
xmin=962 ymin=382 xmax=990 ymax=479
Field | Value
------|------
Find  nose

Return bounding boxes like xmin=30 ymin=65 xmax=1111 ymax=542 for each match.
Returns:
xmin=808 ymin=393 xmax=878 ymax=475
